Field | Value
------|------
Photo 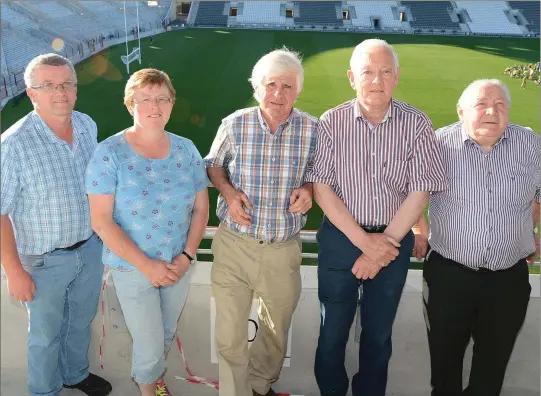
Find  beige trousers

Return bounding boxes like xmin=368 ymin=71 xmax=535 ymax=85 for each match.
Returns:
xmin=211 ymin=224 xmax=302 ymax=396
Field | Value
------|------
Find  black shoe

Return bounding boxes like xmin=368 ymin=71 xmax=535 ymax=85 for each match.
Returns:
xmin=64 ymin=373 xmax=112 ymax=396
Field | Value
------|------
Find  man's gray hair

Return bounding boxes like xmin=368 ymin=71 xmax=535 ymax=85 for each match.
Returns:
xmin=24 ymin=53 xmax=77 ymax=88
xmin=350 ymin=39 xmax=400 ymax=74
xmin=248 ymin=47 xmax=304 ymax=103
xmin=458 ymin=79 xmax=511 ymax=108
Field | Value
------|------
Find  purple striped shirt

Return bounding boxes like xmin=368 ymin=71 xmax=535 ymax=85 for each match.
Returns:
xmin=429 ymin=122 xmax=541 ymax=270
xmin=305 ymin=98 xmax=447 ymax=226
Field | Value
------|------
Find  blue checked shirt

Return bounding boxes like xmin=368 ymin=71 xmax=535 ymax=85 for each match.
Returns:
xmin=205 ymin=107 xmax=318 ymax=243
xmin=1 ymin=110 xmax=97 ymax=255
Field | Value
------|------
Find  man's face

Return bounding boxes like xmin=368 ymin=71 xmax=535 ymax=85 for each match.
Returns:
xmin=458 ymin=84 xmax=509 ymax=140
xmin=347 ymin=46 xmax=399 ymax=109
xmin=257 ymin=73 xmax=298 ymax=122
xmin=27 ymin=64 xmax=77 ymax=117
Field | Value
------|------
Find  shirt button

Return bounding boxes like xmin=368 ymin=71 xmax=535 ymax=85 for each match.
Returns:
xmin=272 ymin=158 xmax=276 ymax=162
xmin=271 ymin=180 xmax=275 ymax=184
xmin=374 ymin=197 xmax=378 ymax=200
xmin=488 ymin=189 xmax=492 ymax=193
xmin=269 ymin=203 xmax=272 ymax=207
xmin=372 ymin=174 xmax=377 ymax=178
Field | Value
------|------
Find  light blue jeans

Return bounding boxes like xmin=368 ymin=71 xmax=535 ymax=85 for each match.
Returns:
xmin=20 ymin=234 xmax=104 ymax=396
xmin=110 ymin=266 xmax=190 ymax=384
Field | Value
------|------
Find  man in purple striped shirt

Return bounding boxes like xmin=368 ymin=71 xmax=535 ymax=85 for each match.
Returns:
xmin=414 ymin=79 xmax=540 ymax=396
xmin=305 ymin=39 xmax=446 ymax=396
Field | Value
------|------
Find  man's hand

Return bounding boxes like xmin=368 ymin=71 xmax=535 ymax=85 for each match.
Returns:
xmin=142 ymin=258 xmax=179 ymax=287
xmin=526 ymin=233 xmax=540 ymax=265
xmin=412 ymin=231 xmax=429 ymax=260
xmin=224 ymin=189 xmax=253 ymax=226
xmin=6 ymin=267 xmax=35 ymax=302
xmin=351 ymin=254 xmax=383 ymax=280
xmin=289 ymin=185 xmax=313 ymax=214
xmin=166 ymin=254 xmax=191 ymax=279
xmin=359 ymin=233 xmax=400 ymax=266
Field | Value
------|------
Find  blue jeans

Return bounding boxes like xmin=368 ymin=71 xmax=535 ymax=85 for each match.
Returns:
xmin=111 ymin=266 xmax=190 ymax=384
xmin=20 ymin=234 xmax=104 ymax=396
xmin=314 ymin=217 xmax=414 ymax=396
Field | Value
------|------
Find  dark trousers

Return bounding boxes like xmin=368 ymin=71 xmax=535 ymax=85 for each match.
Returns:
xmin=423 ymin=250 xmax=531 ymax=396
xmin=314 ymin=217 xmax=414 ymax=396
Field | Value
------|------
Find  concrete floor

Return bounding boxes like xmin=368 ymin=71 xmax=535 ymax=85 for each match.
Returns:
xmin=1 ymin=265 xmax=539 ymax=396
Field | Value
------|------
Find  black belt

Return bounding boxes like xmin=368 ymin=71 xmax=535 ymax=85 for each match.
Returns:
xmin=54 ymin=237 xmax=91 ymax=252
xmin=361 ymin=225 xmax=388 ymax=233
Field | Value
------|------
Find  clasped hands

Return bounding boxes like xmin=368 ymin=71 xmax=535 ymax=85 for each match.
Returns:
xmin=143 ymin=253 xmax=190 ymax=287
xmin=352 ymin=233 xmax=401 ymax=280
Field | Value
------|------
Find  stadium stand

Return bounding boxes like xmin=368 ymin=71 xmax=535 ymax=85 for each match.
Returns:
xmin=509 ymin=1 xmax=540 ymax=34
xmin=294 ymin=1 xmax=343 ymax=27
xmin=194 ymin=1 xmax=228 ymax=27
xmin=349 ymin=1 xmax=403 ymax=30
xmin=235 ymin=1 xmax=286 ymax=26
xmin=457 ymin=1 xmax=523 ymax=35
xmin=402 ymin=1 xmax=460 ymax=31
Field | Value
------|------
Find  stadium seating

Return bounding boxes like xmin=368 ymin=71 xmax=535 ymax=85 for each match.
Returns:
xmin=235 ymin=1 xmax=286 ymax=26
xmin=0 ymin=4 xmax=37 ymax=28
xmin=509 ymin=1 xmax=540 ymax=34
xmin=194 ymin=1 xmax=228 ymax=27
xmin=457 ymin=1 xmax=523 ymax=35
xmin=349 ymin=1 xmax=403 ymax=29
xmin=402 ymin=1 xmax=460 ymax=31
xmin=294 ymin=1 xmax=343 ymax=27
xmin=28 ymin=1 xmax=75 ymax=19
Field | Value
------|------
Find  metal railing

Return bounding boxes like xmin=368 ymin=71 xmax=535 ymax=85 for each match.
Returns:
xmin=196 ymin=227 xmax=540 ymax=266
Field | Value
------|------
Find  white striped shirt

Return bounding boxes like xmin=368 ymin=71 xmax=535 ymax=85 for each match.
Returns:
xmin=429 ymin=122 xmax=541 ymax=270
xmin=305 ymin=98 xmax=447 ymax=226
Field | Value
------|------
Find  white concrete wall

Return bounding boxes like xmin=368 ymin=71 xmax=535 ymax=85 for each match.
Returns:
xmin=1 ymin=264 xmax=539 ymax=395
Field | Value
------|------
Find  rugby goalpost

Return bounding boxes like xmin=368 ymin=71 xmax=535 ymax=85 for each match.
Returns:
xmin=121 ymin=1 xmax=142 ymax=74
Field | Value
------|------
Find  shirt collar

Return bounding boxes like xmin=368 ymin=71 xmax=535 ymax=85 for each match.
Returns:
xmin=354 ymin=98 xmax=393 ymax=125
xmin=32 ymin=110 xmax=81 ymax=144
xmin=257 ymin=107 xmax=294 ymax=136
xmin=460 ymin=122 xmax=510 ymax=145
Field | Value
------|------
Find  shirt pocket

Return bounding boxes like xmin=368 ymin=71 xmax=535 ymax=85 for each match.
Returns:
xmin=382 ymin=160 xmax=409 ymax=192
xmin=285 ymin=154 xmax=306 ymax=187
xmin=500 ymin=166 xmax=535 ymax=207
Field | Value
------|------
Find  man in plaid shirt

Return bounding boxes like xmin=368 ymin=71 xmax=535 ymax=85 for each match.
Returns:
xmin=205 ymin=48 xmax=318 ymax=396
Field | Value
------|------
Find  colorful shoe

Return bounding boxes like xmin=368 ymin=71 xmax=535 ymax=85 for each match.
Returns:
xmin=156 ymin=379 xmax=173 ymax=396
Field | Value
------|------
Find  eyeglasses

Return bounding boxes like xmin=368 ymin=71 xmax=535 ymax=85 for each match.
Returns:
xmin=132 ymin=97 xmax=173 ymax=106
xmin=30 ymin=82 xmax=78 ymax=91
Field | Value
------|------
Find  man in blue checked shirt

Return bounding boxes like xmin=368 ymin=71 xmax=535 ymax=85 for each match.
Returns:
xmin=205 ymin=47 xmax=318 ymax=396
xmin=1 ymin=54 xmax=111 ymax=396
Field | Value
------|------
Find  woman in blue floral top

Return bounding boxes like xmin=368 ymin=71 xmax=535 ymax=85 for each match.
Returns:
xmin=86 ymin=68 xmax=209 ymax=396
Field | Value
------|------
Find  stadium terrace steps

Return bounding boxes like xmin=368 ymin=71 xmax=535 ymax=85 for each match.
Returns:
xmin=294 ymin=1 xmax=343 ymax=27
xmin=509 ymin=1 xmax=540 ymax=34
xmin=194 ymin=1 xmax=229 ymax=27
xmin=402 ymin=1 xmax=460 ymax=30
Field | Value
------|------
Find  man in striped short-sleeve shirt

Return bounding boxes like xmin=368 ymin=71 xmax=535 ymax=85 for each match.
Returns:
xmin=305 ymin=39 xmax=447 ymax=396
xmin=205 ymin=48 xmax=317 ymax=396
xmin=415 ymin=79 xmax=540 ymax=396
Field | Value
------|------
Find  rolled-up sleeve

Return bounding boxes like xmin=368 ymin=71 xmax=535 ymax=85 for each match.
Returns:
xmin=408 ymin=117 xmax=447 ymax=192
xmin=1 ymin=142 xmax=21 ymax=215
xmin=534 ymin=137 xmax=541 ymax=203
xmin=204 ymin=121 xmax=233 ymax=168
xmin=304 ymin=113 xmax=336 ymax=187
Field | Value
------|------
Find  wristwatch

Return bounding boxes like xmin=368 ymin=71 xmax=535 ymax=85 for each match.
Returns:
xmin=182 ymin=251 xmax=196 ymax=264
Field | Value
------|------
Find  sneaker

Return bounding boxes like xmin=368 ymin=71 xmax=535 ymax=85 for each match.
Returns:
xmin=156 ymin=379 xmax=173 ymax=396
xmin=63 ymin=373 xmax=112 ymax=396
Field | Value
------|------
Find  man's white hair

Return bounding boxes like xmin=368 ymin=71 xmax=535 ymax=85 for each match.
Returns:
xmin=249 ymin=47 xmax=304 ymax=103
xmin=349 ymin=39 xmax=400 ymax=74
xmin=24 ymin=53 xmax=77 ymax=88
xmin=458 ymin=79 xmax=511 ymax=108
